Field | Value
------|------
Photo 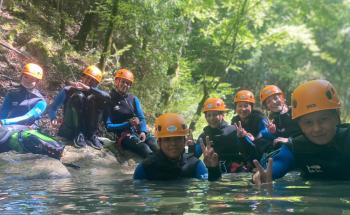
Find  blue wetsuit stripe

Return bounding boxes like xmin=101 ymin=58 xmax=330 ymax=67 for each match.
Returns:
xmin=1 ymin=100 xmax=47 ymax=125
xmin=272 ymin=144 xmax=295 ymax=180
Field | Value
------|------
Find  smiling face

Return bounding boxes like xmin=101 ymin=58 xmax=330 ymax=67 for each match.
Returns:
xmin=298 ymin=110 xmax=339 ymax=145
xmin=205 ymin=111 xmax=224 ymax=128
xmin=235 ymin=102 xmax=252 ymax=120
xmin=81 ymin=75 xmax=99 ymax=87
xmin=115 ymin=78 xmax=132 ymax=95
xmin=21 ymin=74 xmax=39 ymax=89
xmin=159 ymin=136 xmax=185 ymax=160
xmin=265 ymin=94 xmax=285 ymax=113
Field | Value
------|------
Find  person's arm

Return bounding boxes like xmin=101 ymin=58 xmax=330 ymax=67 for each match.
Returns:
xmin=271 ymin=144 xmax=295 ymax=180
xmin=191 ymin=136 xmax=204 ymax=158
xmin=0 ymin=94 xmax=11 ymax=119
xmin=133 ymin=97 xmax=147 ymax=133
xmin=133 ymin=163 xmax=147 ymax=180
xmin=89 ymin=87 xmax=111 ymax=102
xmin=47 ymin=88 xmax=66 ymax=120
xmin=258 ymin=118 xmax=275 ymax=140
xmin=1 ymin=100 xmax=47 ymax=125
xmin=105 ymin=116 xmax=130 ymax=132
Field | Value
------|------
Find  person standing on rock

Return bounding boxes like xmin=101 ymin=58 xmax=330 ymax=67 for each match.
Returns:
xmin=48 ymin=65 xmax=110 ymax=150
xmin=133 ymin=113 xmax=221 ymax=180
xmin=0 ymin=63 xmax=64 ymax=159
xmin=105 ymin=68 xmax=158 ymax=158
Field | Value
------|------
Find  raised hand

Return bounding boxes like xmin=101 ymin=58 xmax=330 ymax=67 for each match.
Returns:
xmin=201 ymin=136 xmax=219 ymax=167
xmin=252 ymin=158 xmax=273 ymax=185
xmin=234 ymin=121 xmax=247 ymax=138
xmin=185 ymin=129 xmax=194 ymax=146
xmin=266 ymin=119 xmax=276 ymax=134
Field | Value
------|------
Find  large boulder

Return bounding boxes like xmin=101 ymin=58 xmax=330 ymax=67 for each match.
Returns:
xmin=0 ymin=152 xmax=70 ymax=180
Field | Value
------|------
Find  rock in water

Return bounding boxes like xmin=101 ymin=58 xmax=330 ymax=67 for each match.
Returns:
xmin=0 ymin=152 xmax=71 ymax=179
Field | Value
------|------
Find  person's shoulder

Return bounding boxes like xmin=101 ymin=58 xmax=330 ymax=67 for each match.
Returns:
xmin=251 ymin=109 xmax=266 ymax=118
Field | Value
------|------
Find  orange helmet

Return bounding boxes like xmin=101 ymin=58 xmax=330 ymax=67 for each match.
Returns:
xmin=233 ymin=90 xmax=255 ymax=104
xmin=154 ymin=113 xmax=188 ymax=138
xmin=260 ymin=85 xmax=284 ymax=104
xmin=291 ymin=80 xmax=341 ymax=119
xmin=202 ymin=98 xmax=228 ymax=113
xmin=22 ymin=63 xmax=43 ymax=80
xmin=83 ymin=65 xmax=103 ymax=83
xmin=114 ymin=68 xmax=134 ymax=83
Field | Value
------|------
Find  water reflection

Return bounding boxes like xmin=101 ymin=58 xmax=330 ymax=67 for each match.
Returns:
xmin=1 ymin=172 xmax=350 ymax=214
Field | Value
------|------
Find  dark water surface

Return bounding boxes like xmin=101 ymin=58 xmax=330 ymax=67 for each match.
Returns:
xmin=1 ymin=171 xmax=350 ymax=214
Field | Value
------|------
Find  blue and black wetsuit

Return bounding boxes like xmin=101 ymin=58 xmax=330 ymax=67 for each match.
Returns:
xmin=231 ymin=109 xmax=274 ymax=158
xmin=0 ymin=86 xmax=47 ymax=126
xmin=191 ymin=121 xmax=257 ymax=173
xmin=270 ymin=124 xmax=350 ymax=180
xmin=105 ymin=89 xmax=158 ymax=158
xmin=48 ymin=86 xmax=110 ymax=140
xmin=0 ymin=86 xmax=64 ymax=159
xmin=133 ymin=151 xmax=221 ymax=181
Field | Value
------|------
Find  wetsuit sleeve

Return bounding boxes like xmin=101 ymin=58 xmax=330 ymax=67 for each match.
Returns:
xmin=134 ymin=97 xmax=147 ymax=133
xmin=272 ymin=144 xmax=295 ymax=180
xmin=47 ymin=89 xmax=66 ymax=120
xmin=105 ymin=116 xmax=130 ymax=132
xmin=1 ymin=100 xmax=47 ymax=125
xmin=192 ymin=136 xmax=204 ymax=158
xmin=0 ymin=94 xmax=11 ymax=119
xmin=194 ymin=160 xmax=209 ymax=180
xmin=89 ymin=87 xmax=111 ymax=102
xmin=133 ymin=163 xmax=146 ymax=180
xmin=258 ymin=118 xmax=275 ymax=140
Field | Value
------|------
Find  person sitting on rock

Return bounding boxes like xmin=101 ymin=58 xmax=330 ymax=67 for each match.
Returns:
xmin=0 ymin=63 xmax=64 ymax=159
xmin=105 ymin=68 xmax=158 ymax=158
xmin=48 ymin=65 xmax=110 ymax=150
xmin=133 ymin=113 xmax=221 ymax=181
xmin=0 ymin=63 xmax=47 ymax=127
xmin=252 ymin=80 xmax=350 ymax=184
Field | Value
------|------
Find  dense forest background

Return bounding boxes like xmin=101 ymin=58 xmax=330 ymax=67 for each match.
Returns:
xmin=0 ymin=0 xmax=349 ymax=137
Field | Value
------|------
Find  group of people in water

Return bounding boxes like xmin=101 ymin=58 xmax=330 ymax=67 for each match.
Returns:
xmin=1 ymin=62 xmax=349 ymax=184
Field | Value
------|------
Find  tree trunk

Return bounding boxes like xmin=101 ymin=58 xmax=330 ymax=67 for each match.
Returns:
xmin=189 ymin=81 xmax=209 ymax=131
xmin=99 ymin=0 xmax=119 ymax=72
xmin=74 ymin=6 xmax=97 ymax=50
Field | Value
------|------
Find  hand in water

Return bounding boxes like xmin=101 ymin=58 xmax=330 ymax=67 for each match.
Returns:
xmin=252 ymin=158 xmax=273 ymax=185
xmin=201 ymin=136 xmax=219 ymax=168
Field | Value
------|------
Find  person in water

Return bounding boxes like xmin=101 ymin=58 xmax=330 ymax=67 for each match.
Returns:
xmin=252 ymin=80 xmax=350 ymax=184
xmin=133 ymin=113 xmax=221 ymax=180
xmin=105 ymin=68 xmax=158 ymax=158
xmin=259 ymin=85 xmax=301 ymax=146
xmin=0 ymin=63 xmax=64 ymax=159
xmin=191 ymin=97 xmax=257 ymax=173
xmin=48 ymin=65 xmax=110 ymax=150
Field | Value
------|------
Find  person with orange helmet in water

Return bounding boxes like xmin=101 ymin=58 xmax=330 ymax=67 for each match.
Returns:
xmin=133 ymin=113 xmax=221 ymax=180
xmin=48 ymin=65 xmax=110 ymax=150
xmin=105 ymin=68 xmax=158 ymax=158
xmin=252 ymin=80 xmax=350 ymax=184
xmin=190 ymin=97 xmax=257 ymax=173
xmin=259 ymin=85 xmax=301 ymax=148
